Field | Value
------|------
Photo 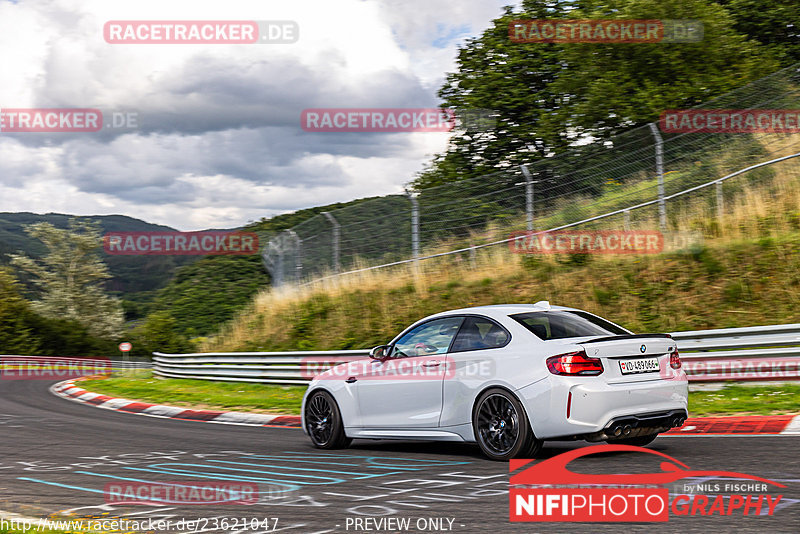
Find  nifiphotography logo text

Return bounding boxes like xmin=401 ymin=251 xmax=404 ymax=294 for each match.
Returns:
xmin=509 ymin=444 xmax=785 ymax=522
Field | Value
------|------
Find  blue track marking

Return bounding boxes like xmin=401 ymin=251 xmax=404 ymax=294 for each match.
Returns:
xmin=122 ymin=463 xmax=345 ymax=486
xmin=206 ymin=459 xmax=405 ymax=479
xmin=17 ymin=452 xmax=471 ymax=497
xmin=274 ymin=451 xmax=472 ymax=467
xmin=17 ymin=477 xmax=105 ymax=495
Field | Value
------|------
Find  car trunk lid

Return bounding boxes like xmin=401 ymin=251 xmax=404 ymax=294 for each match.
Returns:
xmin=577 ymin=334 xmax=676 ymax=383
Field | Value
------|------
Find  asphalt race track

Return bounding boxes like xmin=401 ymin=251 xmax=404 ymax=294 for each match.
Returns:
xmin=0 ymin=380 xmax=798 ymax=533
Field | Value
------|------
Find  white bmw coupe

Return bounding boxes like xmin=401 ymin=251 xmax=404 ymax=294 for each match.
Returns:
xmin=302 ymin=302 xmax=688 ymax=460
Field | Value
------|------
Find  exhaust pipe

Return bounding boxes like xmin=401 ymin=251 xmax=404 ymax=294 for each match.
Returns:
xmin=612 ymin=424 xmax=623 ymax=437
xmin=622 ymin=424 xmax=632 ymax=436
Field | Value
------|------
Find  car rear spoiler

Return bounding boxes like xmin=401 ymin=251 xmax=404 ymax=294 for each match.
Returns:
xmin=580 ymin=333 xmax=673 ymax=344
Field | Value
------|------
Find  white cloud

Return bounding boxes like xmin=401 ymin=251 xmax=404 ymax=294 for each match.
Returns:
xmin=0 ymin=0 xmax=516 ymax=230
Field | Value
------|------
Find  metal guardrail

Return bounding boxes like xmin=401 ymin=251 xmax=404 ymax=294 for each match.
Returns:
xmin=152 ymin=350 xmax=369 ymax=384
xmin=152 ymin=323 xmax=800 ymax=384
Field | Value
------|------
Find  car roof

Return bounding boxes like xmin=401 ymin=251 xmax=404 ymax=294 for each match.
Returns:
xmin=425 ymin=303 xmax=580 ymax=321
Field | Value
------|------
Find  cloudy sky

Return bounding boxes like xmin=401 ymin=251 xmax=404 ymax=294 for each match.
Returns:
xmin=0 ymin=0 xmax=518 ymax=230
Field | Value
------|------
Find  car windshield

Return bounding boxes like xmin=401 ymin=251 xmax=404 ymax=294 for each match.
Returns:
xmin=510 ymin=310 xmax=629 ymax=340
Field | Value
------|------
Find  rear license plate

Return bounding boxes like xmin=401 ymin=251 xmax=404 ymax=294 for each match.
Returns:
xmin=619 ymin=357 xmax=660 ymax=374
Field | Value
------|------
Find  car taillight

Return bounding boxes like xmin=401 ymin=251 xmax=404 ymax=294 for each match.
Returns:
xmin=670 ymin=347 xmax=682 ymax=369
xmin=546 ymin=350 xmax=603 ymax=376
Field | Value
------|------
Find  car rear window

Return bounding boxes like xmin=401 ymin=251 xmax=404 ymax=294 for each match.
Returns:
xmin=510 ymin=310 xmax=629 ymax=340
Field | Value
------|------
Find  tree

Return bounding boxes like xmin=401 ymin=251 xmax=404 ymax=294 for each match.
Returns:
xmin=548 ymin=0 xmax=776 ymax=139
xmin=0 ymin=269 xmax=39 ymax=354
xmin=413 ymin=0 xmax=777 ymax=188
xmin=715 ymin=0 xmax=800 ymax=66
xmin=11 ymin=219 xmax=124 ymax=339
xmin=134 ymin=311 xmax=193 ymax=354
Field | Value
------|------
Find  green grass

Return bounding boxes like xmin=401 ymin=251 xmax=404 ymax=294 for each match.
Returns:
xmin=79 ymin=373 xmax=800 ymax=418
xmin=688 ymin=383 xmax=800 ymax=416
xmin=79 ymin=371 xmax=306 ymax=415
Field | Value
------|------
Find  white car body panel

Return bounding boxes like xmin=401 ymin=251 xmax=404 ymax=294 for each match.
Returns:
xmin=302 ymin=303 xmax=689 ymax=444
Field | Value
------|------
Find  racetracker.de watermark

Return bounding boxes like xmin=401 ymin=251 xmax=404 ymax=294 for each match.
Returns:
xmin=660 ymin=109 xmax=800 ymax=133
xmin=104 ymin=20 xmax=298 ymax=44
xmin=509 ymin=19 xmax=703 ymax=43
xmin=683 ymin=357 xmax=800 ymax=381
xmin=301 ymin=108 xmax=496 ymax=132
xmin=0 ymin=108 xmax=139 ymax=133
xmin=104 ymin=481 xmax=259 ymax=505
xmin=0 ymin=356 xmax=111 ymax=380
xmin=301 ymin=355 xmax=496 ymax=381
xmin=103 ymin=231 xmax=259 ymax=256
xmin=509 ymin=231 xmax=664 ymax=254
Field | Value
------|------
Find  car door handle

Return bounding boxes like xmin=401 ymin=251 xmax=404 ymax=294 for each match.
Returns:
xmin=345 ymin=377 xmax=357 ymax=383
xmin=423 ymin=360 xmax=440 ymax=368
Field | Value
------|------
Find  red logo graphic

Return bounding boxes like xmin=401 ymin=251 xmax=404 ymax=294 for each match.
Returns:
xmin=103 ymin=231 xmax=259 ymax=255
xmin=510 ymin=445 xmax=784 ymax=522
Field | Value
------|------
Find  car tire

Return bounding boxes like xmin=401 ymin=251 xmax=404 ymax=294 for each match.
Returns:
xmin=304 ymin=390 xmax=352 ymax=449
xmin=473 ymin=388 xmax=542 ymax=461
xmin=607 ymin=433 xmax=659 ymax=447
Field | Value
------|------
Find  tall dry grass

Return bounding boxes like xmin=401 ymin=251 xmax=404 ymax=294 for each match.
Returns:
xmin=203 ymin=135 xmax=800 ymax=351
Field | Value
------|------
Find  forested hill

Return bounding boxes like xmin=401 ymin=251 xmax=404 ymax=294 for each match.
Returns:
xmin=0 ymin=212 xmax=195 ymax=295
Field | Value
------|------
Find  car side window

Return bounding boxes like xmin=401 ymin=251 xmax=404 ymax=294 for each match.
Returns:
xmin=392 ymin=317 xmax=463 ymax=358
xmin=451 ymin=316 xmax=510 ymax=352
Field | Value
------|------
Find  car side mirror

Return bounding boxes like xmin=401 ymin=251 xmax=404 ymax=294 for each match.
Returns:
xmin=369 ymin=345 xmax=392 ymax=360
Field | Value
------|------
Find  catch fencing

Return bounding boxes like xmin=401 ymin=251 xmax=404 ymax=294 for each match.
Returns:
xmin=262 ymin=63 xmax=800 ymax=286
xmin=152 ymin=323 xmax=800 ymax=384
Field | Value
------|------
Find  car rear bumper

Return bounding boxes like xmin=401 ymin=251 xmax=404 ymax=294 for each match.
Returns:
xmin=517 ymin=373 xmax=689 ymax=440
xmin=576 ymin=409 xmax=688 ymax=441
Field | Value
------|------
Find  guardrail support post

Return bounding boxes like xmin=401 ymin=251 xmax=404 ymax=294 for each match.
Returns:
xmin=322 ymin=211 xmax=341 ymax=274
xmin=520 ymin=165 xmax=536 ymax=231
xmin=649 ymin=123 xmax=667 ymax=232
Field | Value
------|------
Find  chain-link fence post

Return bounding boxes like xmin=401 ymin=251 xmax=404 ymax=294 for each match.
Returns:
xmin=519 ymin=164 xmax=535 ymax=231
xmin=322 ymin=211 xmax=340 ymax=273
xmin=408 ymin=191 xmax=420 ymax=262
xmin=716 ymin=181 xmax=724 ymax=223
xmin=649 ymin=123 xmax=667 ymax=232
xmin=287 ymin=229 xmax=302 ymax=282
xmin=261 ymin=239 xmax=284 ymax=287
